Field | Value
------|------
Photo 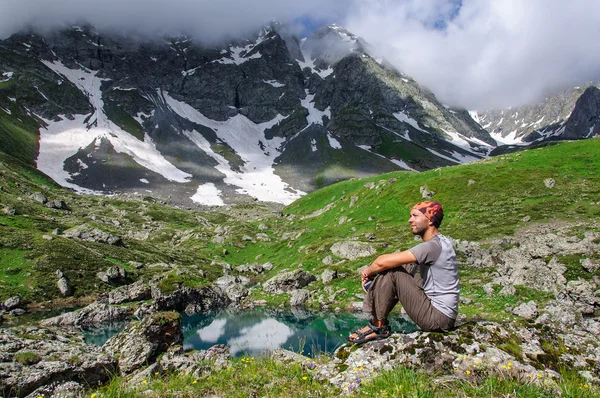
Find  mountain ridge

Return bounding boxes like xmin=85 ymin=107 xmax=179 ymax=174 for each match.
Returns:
xmin=0 ymin=22 xmax=598 ymax=207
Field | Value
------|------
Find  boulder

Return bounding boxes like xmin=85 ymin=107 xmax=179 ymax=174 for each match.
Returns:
xmin=512 ymin=300 xmax=539 ymax=319
xmin=29 ymin=192 xmax=47 ymax=204
xmin=158 ymin=344 xmax=230 ymax=377
xmin=4 ymin=296 xmax=21 ymax=311
xmin=213 ymin=275 xmax=250 ymax=304
xmin=57 ymin=276 xmax=72 ymax=297
xmin=290 ymin=289 xmax=310 ymax=307
xmin=151 ymin=285 xmax=230 ymax=313
xmin=330 ymin=241 xmax=376 ymax=260
xmin=63 ymin=224 xmax=124 ymax=246
xmin=40 ymin=300 xmax=134 ymax=327
xmin=420 ymin=186 xmax=435 ymax=199
xmin=103 ymin=312 xmax=183 ymax=375
xmin=97 ymin=266 xmax=128 ymax=286
xmin=45 ymin=199 xmax=69 ymax=210
xmin=109 ymin=280 xmax=152 ymax=304
xmin=263 ymin=270 xmax=317 ymax=294
xmin=321 ymin=269 xmax=337 ymax=284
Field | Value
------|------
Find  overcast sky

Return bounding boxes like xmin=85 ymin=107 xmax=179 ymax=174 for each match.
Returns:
xmin=2 ymin=0 xmax=600 ymax=109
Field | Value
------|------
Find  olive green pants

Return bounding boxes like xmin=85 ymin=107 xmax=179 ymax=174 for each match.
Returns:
xmin=362 ymin=267 xmax=455 ymax=332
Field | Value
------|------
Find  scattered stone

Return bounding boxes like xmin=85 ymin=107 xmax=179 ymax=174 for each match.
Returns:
xmin=322 ymin=255 xmax=334 ymax=265
xmin=512 ymin=300 xmax=538 ymax=319
xmin=290 ymin=289 xmax=310 ymax=307
xmin=4 ymin=296 xmax=20 ymax=311
xmin=321 ymin=269 xmax=337 ymax=284
xmin=483 ymin=283 xmax=495 ymax=296
xmin=581 ymin=258 xmax=600 ymax=273
xmin=420 ymin=186 xmax=435 ymax=199
xmin=258 ymin=223 xmax=268 ymax=231
xmin=2 ymin=207 xmax=16 ymax=215
xmin=46 ymin=199 xmax=69 ymax=210
xmin=255 ymin=233 xmax=271 ymax=242
xmin=364 ymin=233 xmax=376 ymax=240
xmin=10 ymin=308 xmax=25 ymax=316
xmin=364 ymin=182 xmax=375 ymax=189
xmin=29 ymin=192 xmax=47 ymax=204
xmin=97 ymin=266 xmax=128 ymax=286
xmin=544 ymin=178 xmax=556 ymax=188
xmin=498 ymin=285 xmax=516 ymax=296
xmin=468 ymin=179 xmax=475 ymax=185
xmin=522 ymin=215 xmax=531 ymax=223
xmin=63 ymin=224 xmax=123 ymax=246
xmin=330 ymin=241 xmax=376 ymax=260
xmin=339 ymin=216 xmax=347 ymax=225
xmin=57 ymin=273 xmax=72 ymax=297
xmin=350 ymin=195 xmax=359 ymax=207
xmin=128 ymin=261 xmax=144 ymax=269
xmin=263 ymin=270 xmax=317 ymax=294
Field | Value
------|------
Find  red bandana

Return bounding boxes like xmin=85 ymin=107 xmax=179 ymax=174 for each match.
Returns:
xmin=412 ymin=201 xmax=444 ymax=227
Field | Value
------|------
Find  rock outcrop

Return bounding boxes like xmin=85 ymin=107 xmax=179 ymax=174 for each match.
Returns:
xmin=103 ymin=312 xmax=183 ymax=375
xmin=0 ymin=326 xmax=116 ymax=398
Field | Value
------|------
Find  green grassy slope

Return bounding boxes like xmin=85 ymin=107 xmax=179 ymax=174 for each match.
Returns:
xmin=0 ymin=138 xmax=598 ymax=308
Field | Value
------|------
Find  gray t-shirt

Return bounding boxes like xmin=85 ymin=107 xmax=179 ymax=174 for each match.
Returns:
xmin=409 ymin=234 xmax=459 ymax=319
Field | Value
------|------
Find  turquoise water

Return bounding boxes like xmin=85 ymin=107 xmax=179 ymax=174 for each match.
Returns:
xmin=182 ymin=309 xmax=418 ymax=357
xmin=83 ymin=309 xmax=419 ymax=357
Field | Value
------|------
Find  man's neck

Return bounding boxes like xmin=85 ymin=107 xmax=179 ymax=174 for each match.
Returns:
xmin=421 ymin=228 xmax=439 ymax=242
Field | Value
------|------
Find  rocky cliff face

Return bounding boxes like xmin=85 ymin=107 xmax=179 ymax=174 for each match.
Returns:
xmin=0 ymin=23 xmax=595 ymax=208
xmin=471 ymin=82 xmax=600 ymax=147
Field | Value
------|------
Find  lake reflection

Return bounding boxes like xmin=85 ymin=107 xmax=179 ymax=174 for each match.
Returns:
xmin=182 ymin=309 xmax=418 ymax=357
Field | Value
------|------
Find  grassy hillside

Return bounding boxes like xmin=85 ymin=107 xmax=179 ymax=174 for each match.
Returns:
xmin=0 ymin=138 xmax=598 ymax=309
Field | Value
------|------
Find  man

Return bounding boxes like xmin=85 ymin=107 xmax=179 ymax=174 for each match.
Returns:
xmin=347 ymin=201 xmax=459 ymax=344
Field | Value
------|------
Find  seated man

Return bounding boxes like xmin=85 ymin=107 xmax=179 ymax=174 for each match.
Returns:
xmin=348 ymin=201 xmax=459 ymax=344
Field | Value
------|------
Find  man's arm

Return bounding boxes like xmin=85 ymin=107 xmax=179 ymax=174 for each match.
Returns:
xmin=362 ymin=250 xmax=417 ymax=281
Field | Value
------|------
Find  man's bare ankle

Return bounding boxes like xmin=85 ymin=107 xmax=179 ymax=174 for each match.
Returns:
xmin=372 ymin=319 xmax=386 ymax=328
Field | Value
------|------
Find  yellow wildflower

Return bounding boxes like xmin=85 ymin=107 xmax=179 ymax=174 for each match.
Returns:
xmin=501 ymin=365 xmax=507 ymax=369
xmin=192 ymin=380 xmax=197 ymax=385
xmin=302 ymin=376 xmax=308 ymax=381
xmin=584 ymin=384 xmax=590 ymax=389
xmin=465 ymin=370 xmax=471 ymax=375
xmin=90 ymin=394 xmax=97 ymax=398
xmin=154 ymin=371 xmax=159 ymax=376
xmin=142 ymin=380 xmax=147 ymax=384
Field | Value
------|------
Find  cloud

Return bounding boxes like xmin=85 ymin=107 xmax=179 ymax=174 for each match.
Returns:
xmin=344 ymin=0 xmax=600 ymax=109
xmin=3 ymin=0 xmax=599 ymax=110
xmin=0 ymin=0 xmax=346 ymax=42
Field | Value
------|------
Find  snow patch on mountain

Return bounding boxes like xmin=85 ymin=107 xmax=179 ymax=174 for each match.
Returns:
xmin=297 ymin=40 xmax=334 ymax=79
xmin=37 ymin=60 xmax=191 ymax=193
xmin=162 ymin=91 xmax=305 ymax=204
xmin=191 ymin=183 xmax=225 ymax=206
xmin=1 ymin=72 xmax=13 ymax=82
xmin=393 ymin=112 xmax=429 ymax=134
xmin=491 ymin=130 xmax=523 ymax=145
xmin=327 ymin=133 xmax=342 ymax=149
xmin=357 ymin=145 xmax=416 ymax=171
xmin=301 ymin=91 xmax=331 ymax=126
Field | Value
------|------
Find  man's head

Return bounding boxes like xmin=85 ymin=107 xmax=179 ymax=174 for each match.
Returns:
xmin=409 ymin=201 xmax=444 ymax=236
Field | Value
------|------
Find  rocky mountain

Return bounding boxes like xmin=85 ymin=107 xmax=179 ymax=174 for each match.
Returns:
xmin=0 ymin=23 xmax=495 ymax=208
xmin=0 ymin=22 xmax=598 ymax=208
xmin=470 ymin=82 xmax=600 ymax=151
